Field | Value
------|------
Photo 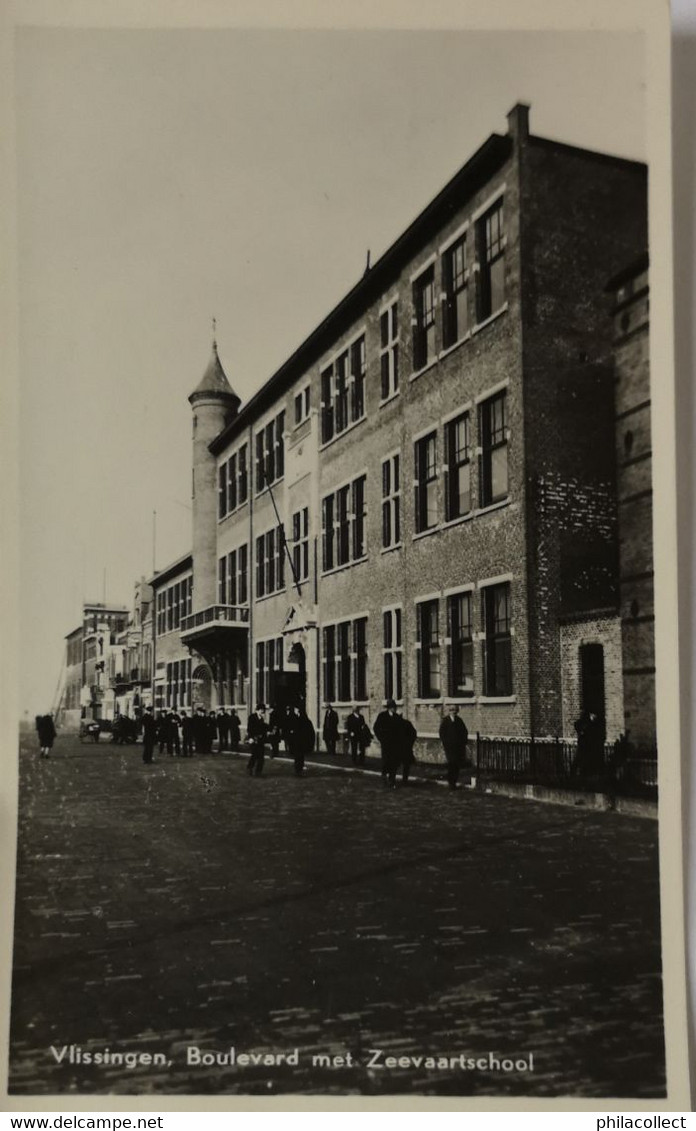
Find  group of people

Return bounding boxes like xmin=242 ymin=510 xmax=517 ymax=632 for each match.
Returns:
xmin=141 ymin=707 xmax=242 ymax=764
xmin=247 ymin=703 xmax=316 ymax=777
xmin=323 ymin=700 xmax=470 ymax=790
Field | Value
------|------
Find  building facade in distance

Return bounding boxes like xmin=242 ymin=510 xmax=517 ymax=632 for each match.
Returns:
xmin=151 ymin=103 xmax=651 ymax=757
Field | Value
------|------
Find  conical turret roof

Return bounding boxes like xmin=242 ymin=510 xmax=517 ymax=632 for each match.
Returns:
xmin=189 ymin=339 xmax=239 ymax=402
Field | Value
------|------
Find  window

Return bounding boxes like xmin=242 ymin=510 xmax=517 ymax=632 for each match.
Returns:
xmin=158 ymin=577 xmax=192 ymax=635
xmin=417 ymin=599 xmax=441 ymax=699
xmin=322 ymin=474 xmax=367 ymax=571
xmin=320 ymin=334 xmax=367 ymax=444
xmin=447 ymin=592 xmax=474 ymax=697
xmin=292 ymin=508 xmax=309 ymax=583
xmin=166 ymin=658 xmax=191 ymax=710
xmin=414 ymin=432 xmax=438 ymax=533
xmin=255 ymin=527 xmax=285 ymax=599
xmin=477 ymin=199 xmax=505 ymax=322
xmin=443 ymin=237 xmax=469 ymax=348
xmin=382 ymin=453 xmax=401 ymax=548
xmin=255 ymin=412 xmax=285 ymax=492
xmin=218 ymin=444 xmax=248 ymax=519
xmin=380 ymin=301 xmax=399 ymax=401
xmin=479 ymin=390 xmax=508 ymax=507
xmin=383 ymin=608 xmax=403 ymax=701
xmin=481 ymin=582 xmax=512 ymax=696
xmin=413 ymin=267 xmax=436 ymax=371
xmin=255 ymin=638 xmax=283 ymax=706
xmin=294 ymin=385 xmax=311 ymax=426
xmin=218 ymin=545 xmax=249 ymax=605
xmin=322 ymin=616 xmax=368 ymax=703
xmin=444 ymin=412 xmax=471 ymax=520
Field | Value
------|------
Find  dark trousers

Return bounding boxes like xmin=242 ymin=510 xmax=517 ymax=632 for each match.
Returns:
xmin=143 ymin=740 xmax=155 ymax=764
xmin=269 ymin=734 xmax=281 ymax=758
xmin=325 ymin=737 xmax=337 ymax=756
xmin=248 ymin=741 xmax=265 ymax=775
xmin=182 ymin=732 xmax=193 ymax=756
xmin=293 ymin=750 xmax=305 ymax=775
xmin=350 ymin=737 xmax=366 ymax=764
xmin=445 ymin=754 xmax=460 ymax=788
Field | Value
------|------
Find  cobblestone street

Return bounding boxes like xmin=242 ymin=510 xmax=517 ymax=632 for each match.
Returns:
xmin=9 ymin=733 xmax=665 ymax=1099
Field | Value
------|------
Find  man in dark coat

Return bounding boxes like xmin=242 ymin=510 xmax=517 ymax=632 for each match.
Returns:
xmin=322 ymin=704 xmax=339 ymax=756
xmin=207 ymin=711 xmax=218 ymax=754
xmin=35 ymin=714 xmax=56 ymax=758
xmin=346 ymin=706 xmax=371 ymax=765
xmin=142 ymin=707 xmax=157 ymax=765
xmin=268 ymin=705 xmax=283 ymax=759
xmin=229 ymin=709 xmax=241 ymax=752
xmin=374 ymin=699 xmax=402 ymax=786
xmin=180 ymin=711 xmax=194 ymax=757
xmin=247 ymin=704 xmax=269 ymax=776
xmin=286 ymin=706 xmax=316 ymax=776
xmin=439 ymin=704 xmax=469 ymax=790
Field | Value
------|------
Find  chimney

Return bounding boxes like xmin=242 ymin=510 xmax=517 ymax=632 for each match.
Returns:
xmin=507 ymin=102 xmax=530 ymax=145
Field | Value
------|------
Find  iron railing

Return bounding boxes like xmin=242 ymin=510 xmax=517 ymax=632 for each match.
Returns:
xmin=473 ymin=734 xmax=657 ymax=796
xmin=180 ymin=604 xmax=250 ymax=633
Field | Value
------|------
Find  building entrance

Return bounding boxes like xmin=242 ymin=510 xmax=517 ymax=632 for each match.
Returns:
xmin=580 ymin=643 xmax=605 ymax=718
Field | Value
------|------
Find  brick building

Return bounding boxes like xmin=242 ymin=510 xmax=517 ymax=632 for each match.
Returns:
xmin=58 ymin=602 xmax=129 ymax=729
xmin=153 ymin=103 xmax=649 ymax=757
xmin=608 ymin=256 xmax=654 ymax=752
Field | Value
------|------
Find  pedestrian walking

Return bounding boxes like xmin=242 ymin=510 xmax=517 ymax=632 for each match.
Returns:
xmin=286 ymin=705 xmax=316 ymax=776
xmin=373 ymin=699 xmax=402 ymax=787
xmin=156 ymin=711 xmax=168 ymax=755
xmin=181 ymin=711 xmax=194 ymax=757
xmin=142 ymin=707 xmax=157 ymax=765
xmin=193 ymin=707 xmax=207 ymax=753
xmin=247 ymin=704 xmax=269 ymax=776
xmin=439 ymin=704 xmax=469 ymax=790
xmin=35 ymin=714 xmax=56 ymax=759
xmin=322 ymin=703 xmax=339 ymax=756
xmin=268 ymin=705 xmax=283 ymax=759
xmin=229 ymin=708 xmax=241 ymax=752
xmin=167 ymin=711 xmax=181 ymax=756
xmin=346 ymin=705 xmax=371 ymax=765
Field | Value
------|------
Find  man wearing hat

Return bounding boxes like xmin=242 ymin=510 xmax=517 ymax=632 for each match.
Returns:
xmin=373 ymin=698 xmax=403 ymax=787
xmin=247 ymin=703 xmax=269 ymax=776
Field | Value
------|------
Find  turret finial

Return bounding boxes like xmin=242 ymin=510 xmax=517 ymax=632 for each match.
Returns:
xmin=212 ymin=316 xmax=217 ymax=349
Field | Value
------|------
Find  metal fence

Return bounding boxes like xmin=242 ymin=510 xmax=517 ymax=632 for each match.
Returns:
xmin=473 ymin=734 xmax=657 ymax=797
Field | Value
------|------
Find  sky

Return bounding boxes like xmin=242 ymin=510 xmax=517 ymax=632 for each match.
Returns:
xmin=14 ymin=25 xmax=646 ymax=715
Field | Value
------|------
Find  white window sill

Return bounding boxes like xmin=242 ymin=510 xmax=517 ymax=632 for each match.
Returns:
xmin=319 ymin=414 xmax=366 ymax=453
xmin=476 ymin=498 xmax=510 ymax=518
xmin=321 ymin=555 xmax=368 ymax=579
xmin=379 ymin=389 xmax=401 ymax=408
xmin=409 ymin=357 xmax=439 ymax=382
xmin=414 ymin=698 xmax=444 ymax=705
xmin=479 ymin=696 xmax=517 ymax=704
xmin=472 ymin=303 xmax=508 ymax=336
xmin=381 ymin=542 xmax=403 ymax=555
xmin=412 ymin=525 xmax=441 ymax=542
xmin=443 ymin=697 xmax=476 ymax=705
xmin=254 ymin=477 xmax=284 ymax=500
xmin=442 ymin=511 xmax=474 ymax=531
xmin=254 ymin=588 xmax=287 ymax=604
xmin=439 ymin=332 xmax=471 ymax=361
xmin=218 ymin=501 xmax=249 ymax=524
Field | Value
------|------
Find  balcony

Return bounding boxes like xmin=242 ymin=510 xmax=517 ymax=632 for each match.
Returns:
xmin=180 ymin=604 xmax=250 ymax=647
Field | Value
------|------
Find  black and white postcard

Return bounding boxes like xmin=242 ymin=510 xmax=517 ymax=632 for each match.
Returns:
xmin=0 ymin=0 xmax=690 ymax=1113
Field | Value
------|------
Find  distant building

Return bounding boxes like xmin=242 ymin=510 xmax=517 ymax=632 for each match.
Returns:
xmin=149 ymin=102 xmax=650 ymax=758
xmin=58 ymin=602 xmax=129 ymax=728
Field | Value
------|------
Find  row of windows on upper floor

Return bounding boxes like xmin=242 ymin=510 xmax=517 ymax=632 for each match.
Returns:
xmin=216 ymin=197 xmax=507 ymax=522
xmin=210 ymin=387 xmax=510 ymax=609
